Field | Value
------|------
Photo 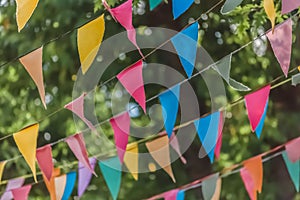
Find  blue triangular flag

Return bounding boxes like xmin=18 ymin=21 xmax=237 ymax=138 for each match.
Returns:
xmin=282 ymin=151 xmax=300 ymax=192
xmin=171 ymin=22 xmax=198 ymax=78
xmin=99 ymin=157 xmax=122 ymax=200
xmin=159 ymin=84 xmax=180 ymax=138
xmin=194 ymin=112 xmax=220 ymax=163
xmin=177 ymin=190 xmax=185 ymax=200
xmin=172 ymin=0 xmax=194 ymax=19
xmin=149 ymin=0 xmax=163 ymax=10
xmin=255 ymin=99 xmax=269 ymax=139
xmin=62 ymin=171 xmax=77 ymax=200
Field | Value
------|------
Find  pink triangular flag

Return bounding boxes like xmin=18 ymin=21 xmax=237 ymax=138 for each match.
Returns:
xmin=19 ymin=47 xmax=46 ymax=109
xmin=281 ymin=0 xmax=300 ymax=14
xmin=0 ymin=177 xmax=25 ymax=200
xmin=266 ymin=19 xmax=292 ymax=77
xmin=105 ymin=0 xmax=143 ymax=57
xmin=215 ymin=111 xmax=224 ymax=159
xmin=240 ymin=168 xmax=256 ymax=200
xmin=286 ymin=137 xmax=300 ymax=162
xmin=170 ymin=133 xmax=187 ymax=164
xmin=12 ymin=185 xmax=31 ymax=200
xmin=64 ymin=93 xmax=96 ymax=131
xmin=245 ymin=85 xmax=271 ymax=132
xmin=65 ymin=133 xmax=95 ymax=175
xmin=117 ymin=60 xmax=146 ymax=112
xmin=163 ymin=189 xmax=179 ymax=200
xmin=36 ymin=144 xmax=53 ymax=181
xmin=110 ymin=112 xmax=131 ymax=163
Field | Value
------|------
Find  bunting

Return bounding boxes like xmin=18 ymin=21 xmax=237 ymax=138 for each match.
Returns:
xmin=282 ymin=151 xmax=300 ymax=192
xmin=12 ymin=185 xmax=32 ymax=200
xmin=202 ymin=173 xmax=219 ymax=200
xmin=264 ymin=0 xmax=276 ymax=31
xmin=177 ymin=190 xmax=185 ymax=200
xmin=163 ymin=189 xmax=180 ymax=200
xmin=255 ymin=100 xmax=269 ymax=139
xmin=215 ymin=111 xmax=224 ymax=159
xmin=281 ymin=0 xmax=300 ymax=14
xmin=0 ymin=161 xmax=7 ymax=183
xmin=15 ymin=0 xmax=39 ymax=32
xmin=292 ymin=73 xmax=300 ymax=86
xmin=61 ymin=172 xmax=77 ymax=200
xmin=285 ymin=137 xmax=300 ymax=162
xmin=0 ymin=178 xmax=25 ymax=200
xmin=172 ymin=0 xmax=194 ymax=19
xmin=78 ymin=157 xmax=97 ymax=197
xmin=211 ymin=178 xmax=222 ymax=200
xmin=124 ymin=143 xmax=139 ymax=180
xmin=221 ymin=0 xmax=243 ymax=14
xmin=43 ymin=168 xmax=61 ymax=200
xmin=36 ymin=145 xmax=53 ymax=181
xmin=149 ymin=0 xmax=163 ymax=11
xmin=170 ymin=133 xmax=187 ymax=164
xmin=54 ymin=175 xmax=67 ymax=200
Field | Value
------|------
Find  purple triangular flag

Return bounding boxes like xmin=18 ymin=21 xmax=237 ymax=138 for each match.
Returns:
xmin=78 ymin=157 xmax=97 ymax=197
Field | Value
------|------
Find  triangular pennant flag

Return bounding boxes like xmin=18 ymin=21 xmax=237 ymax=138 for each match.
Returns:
xmin=107 ymin=0 xmax=143 ymax=57
xmin=212 ymin=54 xmax=251 ymax=91
xmin=170 ymin=133 xmax=187 ymax=164
xmin=194 ymin=112 xmax=220 ymax=163
xmin=211 ymin=178 xmax=222 ymax=200
xmin=77 ymin=15 xmax=105 ymax=74
xmin=281 ymin=0 xmax=300 ymax=14
xmin=266 ymin=19 xmax=292 ymax=77
xmin=65 ymin=133 xmax=95 ymax=174
xmin=171 ymin=22 xmax=198 ymax=78
xmin=19 ymin=47 xmax=46 ymax=108
xmin=264 ymin=0 xmax=276 ymax=32
xmin=0 ymin=178 xmax=25 ymax=200
xmin=99 ymin=157 xmax=122 ymax=200
xmin=202 ymin=173 xmax=219 ymax=200
xmin=43 ymin=168 xmax=61 ymax=200
xmin=215 ymin=111 xmax=223 ymax=159
xmin=286 ymin=137 xmax=300 ymax=162
xmin=78 ymin=157 xmax=97 ymax=197
xmin=13 ymin=124 xmax=39 ymax=182
xmin=245 ymin=85 xmax=270 ymax=132
xmin=117 ymin=60 xmax=146 ymax=112
xmin=159 ymin=84 xmax=180 ymax=138
xmin=221 ymin=0 xmax=243 ymax=14
xmin=292 ymin=73 xmax=300 ymax=86
xmin=15 ymin=0 xmax=39 ymax=32
xmin=172 ymin=0 xmax=194 ymax=19
xmin=54 ymin=175 xmax=67 ymax=200
xmin=110 ymin=112 xmax=131 ymax=163
xmin=163 ymin=189 xmax=179 ymax=200
xmin=149 ymin=0 xmax=163 ymax=10
xmin=12 ymin=185 xmax=31 ymax=200
xmin=255 ymin=99 xmax=269 ymax=139
xmin=61 ymin=172 xmax=77 ymax=200
xmin=177 ymin=190 xmax=185 ymax=200
xmin=36 ymin=144 xmax=53 ymax=181
xmin=282 ymin=151 xmax=300 ymax=192
xmin=145 ymin=135 xmax=176 ymax=182
xmin=0 ymin=161 xmax=7 ymax=183
xmin=124 ymin=143 xmax=139 ymax=180
xmin=240 ymin=167 xmax=256 ymax=200
xmin=64 ymin=93 xmax=96 ymax=131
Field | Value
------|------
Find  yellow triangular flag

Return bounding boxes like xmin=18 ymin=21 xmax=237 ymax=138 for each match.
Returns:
xmin=124 ymin=143 xmax=139 ymax=180
xmin=77 ymin=14 xmax=105 ymax=74
xmin=13 ymin=123 xmax=39 ymax=182
xmin=19 ymin=47 xmax=46 ymax=109
xmin=145 ymin=136 xmax=176 ymax=182
xmin=0 ymin=161 xmax=7 ymax=183
xmin=264 ymin=0 xmax=276 ymax=32
xmin=15 ymin=0 xmax=39 ymax=32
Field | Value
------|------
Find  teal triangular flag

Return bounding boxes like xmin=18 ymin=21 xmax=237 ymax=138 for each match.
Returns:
xmin=202 ymin=173 xmax=219 ymax=200
xmin=62 ymin=171 xmax=77 ymax=200
xmin=292 ymin=73 xmax=300 ymax=86
xmin=194 ymin=112 xmax=220 ymax=163
xmin=255 ymin=99 xmax=268 ymax=139
xmin=149 ymin=0 xmax=163 ymax=10
xmin=99 ymin=157 xmax=122 ymax=200
xmin=159 ymin=84 xmax=180 ymax=138
xmin=177 ymin=190 xmax=185 ymax=200
xmin=282 ymin=151 xmax=300 ymax=192
xmin=172 ymin=0 xmax=194 ymax=19
xmin=171 ymin=22 xmax=198 ymax=78
xmin=221 ymin=0 xmax=243 ymax=14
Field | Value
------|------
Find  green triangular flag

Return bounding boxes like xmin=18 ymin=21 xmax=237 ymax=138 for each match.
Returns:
xmin=282 ymin=151 xmax=300 ymax=192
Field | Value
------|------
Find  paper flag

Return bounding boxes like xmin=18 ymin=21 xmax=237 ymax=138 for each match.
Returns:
xmin=282 ymin=151 xmax=300 ymax=192
xmin=177 ymin=190 xmax=185 ymax=200
xmin=286 ymin=137 xmax=300 ymax=162
xmin=194 ymin=112 xmax=220 ymax=163
xmin=78 ymin=157 xmax=97 ymax=197
xmin=12 ymin=185 xmax=31 ymax=200
xmin=36 ymin=144 xmax=53 ymax=181
xmin=15 ymin=0 xmax=39 ymax=32
xmin=245 ymin=85 xmax=270 ymax=132
xmin=54 ymin=175 xmax=67 ymax=200
xmin=172 ymin=0 xmax=194 ymax=19
xmin=170 ymin=133 xmax=187 ymax=164
xmin=65 ymin=133 xmax=95 ymax=174
xmin=145 ymin=135 xmax=176 ymax=182
xmin=64 ymin=93 xmax=96 ymax=131
xmin=13 ymin=124 xmax=39 ymax=182
xmin=292 ymin=73 xmax=300 ymax=86
xmin=240 ymin=168 xmax=256 ymax=200
xmin=99 ymin=157 xmax=122 ymax=200
xmin=159 ymin=84 xmax=180 ymax=138
xmin=78 ymin=15 xmax=105 ymax=74
xmin=281 ymin=0 xmax=300 ymax=14
xmin=0 ymin=161 xmax=7 ymax=183
xmin=117 ymin=60 xmax=146 ymax=112
xmin=212 ymin=54 xmax=250 ymax=91
xmin=43 ymin=168 xmax=60 ymax=200
xmin=211 ymin=178 xmax=222 ymax=200
xmin=255 ymin=99 xmax=269 ymax=139
xmin=110 ymin=112 xmax=130 ymax=163
xmin=171 ymin=22 xmax=198 ymax=78
xmin=221 ymin=0 xmax=243 ymax=14
xmin=266 ymin=19 xmax=292 ymax=77
xmin=215 ymin=111 xmax=224 ymax=159
xmin=163 ymin=189 xmax=179 ymax=200
xmin=124 ymin=143 xmax=139 ymax=180
xmin=202 ymin=173 xmax=219 ymax=200
xmin=149 ymin=0 xmax=163 ymax=10
xmin=61 ymin=172 xmax=77 ymax=200
xmin=19 ymin=47 xmax=46 ymax=108
xmin=108 ymin=0 xmax=143 ymax=57
xmin=0 ymin=177 xmax=25 ymax=200
xmin=264 ymin=0 xmax=276 ymax=31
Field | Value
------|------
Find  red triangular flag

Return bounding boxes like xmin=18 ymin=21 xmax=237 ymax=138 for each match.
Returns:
xmin=117 ymin=60 xmax=146 ymax=112
xmin=110 ymin=112 xmax=130 ymax=163
xmin=245 ymin=85 xmax=271 ymax=132
xmin=286 ymin=137 xmax=300 ymax=162
xmin=65 ymin=133 xmax=95 ymax=175
xmin=12 ymin=185 xmax=32 ymax=200
xmin=36 ymin=144 xmax=53 ymax=181
xmin=215 ymin=111 xmax=224 ymax=159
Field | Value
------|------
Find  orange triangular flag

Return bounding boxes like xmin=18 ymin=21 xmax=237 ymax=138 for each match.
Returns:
xmin=0 ymin=161 xmax=7 ymax=183
xmin=124 ymin=143 xmax=139 ymax=180
xmin=15 ymin=0 xmax=39 ymax=32
xmin=19 ymin=47 xmax=46 ymax=109
xmin=13 ymin=124 xmax=39 ymax=182
xmin=43 ymin=168 xmax=61 ymax=200
xmin=145 ymin=136 xmax=176 ymax=182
